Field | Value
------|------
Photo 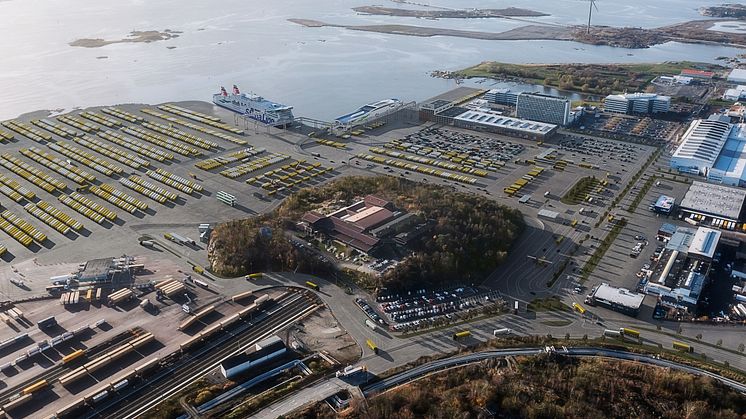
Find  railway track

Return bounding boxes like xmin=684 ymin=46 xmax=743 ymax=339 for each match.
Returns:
xmin=88 ymin=291 xmax=317 ymax=419
xmin=0 ymin=327 xmax=141 ymax=404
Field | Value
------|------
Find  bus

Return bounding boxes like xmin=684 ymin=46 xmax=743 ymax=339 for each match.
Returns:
xmin=620 ymin=328 xmax=640 ymax=338
xmin=572 ymin=302 xmax=586 ymax=314
xmin=366 ymin=339 xmax=379 ymax=355
xmin=453 ymin=331 xmax=471 ymax=340
xmin=672 ymin=341 xmax=693 ymax=353
xmin=305 ymin=281 xmax=319 ymax=291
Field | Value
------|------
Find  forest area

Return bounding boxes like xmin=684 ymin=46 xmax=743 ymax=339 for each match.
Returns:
xmin=292 ymin=355 xmax=746 ymax=419
xmin=208 ymin=176 xmax=523 ymax=289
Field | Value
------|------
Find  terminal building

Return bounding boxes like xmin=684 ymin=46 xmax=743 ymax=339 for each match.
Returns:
xmin=603 ymin=93 xmax=671 ymax=115
xmin=515 ymin=92 xmax=571 ymax=126
xmin=587 ymin=283 xmax=645 ymax=317
xmin=453 ymin=109 xmax=558 ymax=140
xmin=644 ymin=226 xmax=721 ymax=311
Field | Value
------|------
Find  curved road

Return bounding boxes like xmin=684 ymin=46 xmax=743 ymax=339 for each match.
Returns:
xmin=362 ymin=346 xmax=746 ymax=395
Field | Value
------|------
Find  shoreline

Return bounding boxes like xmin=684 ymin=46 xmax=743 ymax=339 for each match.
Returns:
xmin=289 ymin=18 xmax=746 ymax=50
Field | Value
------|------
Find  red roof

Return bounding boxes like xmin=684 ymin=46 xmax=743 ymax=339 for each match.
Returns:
xmin=681 ymin=69 xmax=714 ymax=78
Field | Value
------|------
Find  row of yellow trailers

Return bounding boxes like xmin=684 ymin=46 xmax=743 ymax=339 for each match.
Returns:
xmin=27 ymin=200 xmax=83 ymax=232
xmin=57 ymin=114 xmax=100 ymax=133
xmin=142 ymin=121 xmax=218 ymax=150
xmin=158 ymin=103 xmax=244 ymax=135
xmin=80 ymin=111 xmax=123 ymax=128
xmin=140 ymin=108 xmax=248 ymax=145
xmin=100 ymin=106 xmax=145 ymax=124
xmin=356 ymin=153 xmax=478 ymax=185
xmin=21 ymin=146 xmax=96 ymax=185
xmin=0 ymin=128 xmax=13 ymax=142
xmin=504 ymin=166 xmax=544 ymax=196
xmin=98 ymin=129 xmax=174 ymax=162
xmin=369 ymin=146 xmax=490 ymax=177
xmin=30 ymin=119 xmax=80 ymax=139
xmin=73 ymin=135 xmax=149 ymax=170
xmin=49 ymin=141 xmax=121 ymax=176
xmin=1 ymin=120 xmax=52 ymax=143
xmin=383 ymin=139 xmax=502 ymax=171
xmin=122 ymin=125 xmax=202 ymax=157
xmin=220 ymin=152 xmax=289 ymax=179
xmin=316 ymin=138 xmax=347 ymax=149
xmin=248 ymin=161 xmax=332 ymax=195
xmin=196 ymin=147 xmax=263 ymax=171
xmin=0 ymin=173 xmax=34 ymax=201
xmin=0 ymin=153 xmax=66 ymax=193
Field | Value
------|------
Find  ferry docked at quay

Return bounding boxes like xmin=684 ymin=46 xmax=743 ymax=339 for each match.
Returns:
xmin=213 ymin=85 xmax=295 ymax=127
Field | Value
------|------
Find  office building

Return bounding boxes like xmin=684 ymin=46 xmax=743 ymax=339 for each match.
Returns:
xmin=515 ymin=92 xmax=570 ymax=126
xmin=604 ymin=93 xmax=671 ymax=115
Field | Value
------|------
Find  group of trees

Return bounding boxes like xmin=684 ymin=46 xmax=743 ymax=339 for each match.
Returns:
xmin=293 ymin=355 xmax=746 ymax=419
xmin=209 ymin=176 xmax=524 ymax=289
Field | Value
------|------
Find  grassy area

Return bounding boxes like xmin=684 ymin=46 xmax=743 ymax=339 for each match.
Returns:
xmin=527 ymin=296 xmax=571 ymax=312
xmin=560 ymin=176 xmax=599 ymax=205
xmin=581 ymin=218 xmax=628 ymax=282
xmin=456 ymin=61 xmax=722 ymax=96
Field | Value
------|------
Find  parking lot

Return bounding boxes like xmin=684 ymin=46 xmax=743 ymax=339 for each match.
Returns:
xmin=585 ymin=114 xmax=680 ymax=145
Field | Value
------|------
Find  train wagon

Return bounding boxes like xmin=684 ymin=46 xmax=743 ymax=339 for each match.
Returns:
xmin=305 ymin=281 xmax=319 ymax=291
xmin=62 ymin=349 xmax=85 ymax=364
xmin=21 ymin=379 xmax=48 ymax=395
xmin=453 ymin=331 xmax=471 ymax=340
xmin=672 ymin=341 xmax=694 ymax=353
xmin=366 ymin=338 xmax=379 ymax=355
xmin=620 ymin=328 xmax=640 ymax=338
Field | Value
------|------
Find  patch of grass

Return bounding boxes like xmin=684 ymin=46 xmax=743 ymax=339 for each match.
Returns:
xmin=561 ymin=176 xmax=599 ymax=205
xmin=527 ymin=296 xmax=571 ymax=312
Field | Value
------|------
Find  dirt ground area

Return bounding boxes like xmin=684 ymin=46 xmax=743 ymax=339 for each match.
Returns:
xmin=289 ymin=308 xmax=360 ymax=365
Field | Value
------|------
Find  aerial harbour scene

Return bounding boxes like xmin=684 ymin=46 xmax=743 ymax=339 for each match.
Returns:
xmin=4 ymin=1 xmax=746 ymax=418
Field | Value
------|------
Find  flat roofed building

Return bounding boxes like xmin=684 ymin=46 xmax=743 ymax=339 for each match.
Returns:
xmin=728 ymin=69 xmax=746 ymax=84
xmin=654 ymin=195 xmax=675 ymax=214
xmin=484 ymin=88 xmax=519 ymax=106
xmin=604 ymin=93 xmax=671 ymax=115
xmin=670 ymin=116 xmax=733 ymax=175
xmin=219 ymin=335 xmax=286 ymax=379
xmin=590 ymin=283 xmax=645 ymax=316
xmin=453 ymin=109 xmax=558 ymax=140
xmin=688 ymin=227 xmax=721 ymax=260
xmin=679 ymin=181 xmax=746 ymax=222
xmin=709 ymin=124 xmax=746 ymax=187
